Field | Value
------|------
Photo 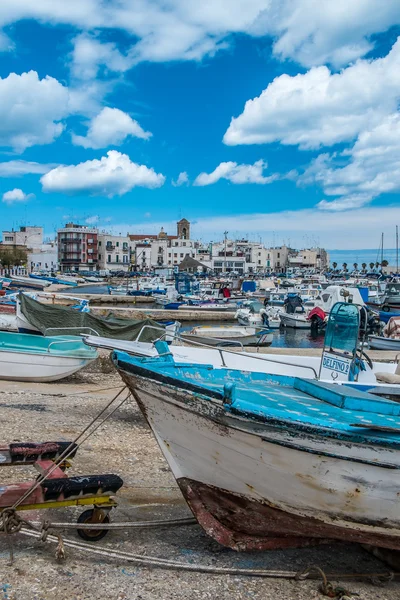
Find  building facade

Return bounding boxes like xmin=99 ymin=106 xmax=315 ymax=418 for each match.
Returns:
xmin=97 ymin=234 xmax=131 ymax=271
xmin=57 ymin=223 xmax=98 ymax=272
xmin=2 ymin=226 xmax=43 ymax=250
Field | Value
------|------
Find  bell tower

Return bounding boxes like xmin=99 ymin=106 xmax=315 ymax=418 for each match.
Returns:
xmin=177 ymin=218 xmax=190 ymax=240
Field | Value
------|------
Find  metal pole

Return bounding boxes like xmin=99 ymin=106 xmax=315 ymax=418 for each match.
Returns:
xmin=223 ymin=231 xmax=228 ymax=274
xmin=396 ymin=225 xmax=399 ymax=274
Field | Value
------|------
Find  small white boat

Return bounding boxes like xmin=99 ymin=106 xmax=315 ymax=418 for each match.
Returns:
xmin=369 ymin=316 xmax=400 ymax=351
xmin=279 ymin=312 xmax=311 ymax=329
xmin=0 ymin=331 xmax=98 ymax=382
xmin=182 ymin=325 xmax=273 ymax=347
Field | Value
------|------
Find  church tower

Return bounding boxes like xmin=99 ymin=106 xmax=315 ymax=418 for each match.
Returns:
xmin=177 ymin=218 xmax=190 ymax=240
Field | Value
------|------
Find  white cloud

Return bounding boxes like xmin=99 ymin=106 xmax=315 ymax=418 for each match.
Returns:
xmin=224 ymin=39 xmax=400 ymax=149
xmin=301 ymin=113 xmax=400 ymax=210
xmin=0 ymin=71 xmax=69 ymax=152
xmin=70 ymin=33 xmax=132 ymax=80
xmin=85 ymin=215 xmax=99 ymax=224
xmin=109 ymin=204 xmax=399 ymax=248
xmin=1 ymin=1 xmax=399 ymax=68
xmin=172 ymin=171 xmax=189 ymax=187
xmin=0 ymin=31 xmax=14 ymax=52
xmin=0 ymin=160 xmax=55 ymax=177
xmin=2 ymin=188 xmax=34 ymax=204
xmin=72 ymin=107 xmax=151 ymax=149
xmin=40 ymin=150 xmax=165 ymax=197
xmin=194 ymin=160 xmax=277 ymax=186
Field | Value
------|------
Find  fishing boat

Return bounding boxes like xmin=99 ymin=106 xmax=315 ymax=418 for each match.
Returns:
xmin=182 ymin=325 xmax=273 ymax=347
xmin=0 ymin=331 xmax=98 ymax=382
xmin=29 ymin=273 xmax=78 ymax=287
xmin=235 ymin=301 xmax=280 ymax=328
xmin=114 ymin=340 xmax=400 ymax=551
xmin=8 ymin=275 xmax=52 ymax=290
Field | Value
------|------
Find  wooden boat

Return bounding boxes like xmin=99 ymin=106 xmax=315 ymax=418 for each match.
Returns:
xmin=114 ymin=342 xmax=400 ymax=551
xmin=182 ymin=325 xmax=273 ymax=347
xmin=0 ymin=331 xmax=98 ymax=382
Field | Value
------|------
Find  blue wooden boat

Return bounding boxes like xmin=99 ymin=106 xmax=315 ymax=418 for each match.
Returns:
xmin=29 ymin=274 xmax=77 ymax=287
xmin=114 ymin=340 xmax=400 ymax=552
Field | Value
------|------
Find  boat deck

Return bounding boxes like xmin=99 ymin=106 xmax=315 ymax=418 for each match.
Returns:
xmin=116 ymin=351 xmax=400 ymax=447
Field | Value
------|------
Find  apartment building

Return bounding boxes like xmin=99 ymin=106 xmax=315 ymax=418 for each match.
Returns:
xmin=97 ymin=234 xmax=131 ymax=271
xmin=2 ymin=226 xmax=43 ymax=250
xmin=57 ymin=223 xmax=98 ymax=272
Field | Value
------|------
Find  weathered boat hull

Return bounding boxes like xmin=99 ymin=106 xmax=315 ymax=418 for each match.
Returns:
xmin=118 ymin=368 xmax=400 ymax=551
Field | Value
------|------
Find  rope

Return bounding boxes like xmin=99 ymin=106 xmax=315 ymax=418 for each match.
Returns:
xmin=30 ymin=517 xmax=197 ymax=531
xmin=2 ymin=386 xmax=129 ymax=513
xmin=18 ymin=528 xmax=399 ymax=585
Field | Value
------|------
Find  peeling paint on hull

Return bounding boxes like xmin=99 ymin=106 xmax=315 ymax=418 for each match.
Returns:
xmin=119 ymin=370 xmax=400 ymax=552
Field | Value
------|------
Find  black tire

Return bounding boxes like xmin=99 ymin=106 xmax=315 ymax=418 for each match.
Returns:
xmin=381 ymin=304 xmax=390 ymax=312
xmin=76 ymin=509 xmax=110 ymax=541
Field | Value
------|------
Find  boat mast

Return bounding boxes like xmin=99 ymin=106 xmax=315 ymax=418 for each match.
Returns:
xmin=397 ymin=225 xmax=399 ymax=274
xmin=381 ymin=232 xmax=384 ymax=265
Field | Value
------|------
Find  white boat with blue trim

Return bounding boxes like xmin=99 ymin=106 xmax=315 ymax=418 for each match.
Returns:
xmin=114 ymin=339 xmax=400 ymax=551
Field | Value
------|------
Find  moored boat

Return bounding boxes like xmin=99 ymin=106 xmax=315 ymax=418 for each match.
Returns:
xmin=181 ymin=325 xmax=273 ymax=347
xmin=0 ymin=331 xmax=98 ymax=382
xmin=114 ymin=342 xmax=400 ymax=551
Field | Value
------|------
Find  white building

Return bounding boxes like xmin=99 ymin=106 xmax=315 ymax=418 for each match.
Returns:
xmin=28 ymin=242 xmax=58 ymax=273
xmin=97 ymin=234 xmax=131 ymax=271
xmin=2 ymin=226 xmax=43 ymax=250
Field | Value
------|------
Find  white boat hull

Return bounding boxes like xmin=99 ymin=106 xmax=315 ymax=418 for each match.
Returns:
xmin=279 ymin=313 xmax=311 ymax=329
xmin=0 ymin=350 xmax=95 ymax=382
xmin=0 ymin=313 xmax=18 ymax=332
xmin=120 ymin=371 xmax=400 ymax=550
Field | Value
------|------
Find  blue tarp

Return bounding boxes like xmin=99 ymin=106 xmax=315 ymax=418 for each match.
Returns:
xmin=242 ymin=281 xmax=256 ymax=293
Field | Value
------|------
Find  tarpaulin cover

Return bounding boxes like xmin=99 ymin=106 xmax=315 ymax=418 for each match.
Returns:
xmin=242 ymin=281 xmax=256 ymax=293
xmin=20 ymin=294 xmax=166 ymax=342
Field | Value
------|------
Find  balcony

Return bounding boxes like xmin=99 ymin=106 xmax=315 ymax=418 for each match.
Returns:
xmin=106 ymin=244 xmax=115 ymax=250
xmin=61 ymin=257 xmax=80 ymax=263
xmin=60 ymin=237 xmax=81 ymax=243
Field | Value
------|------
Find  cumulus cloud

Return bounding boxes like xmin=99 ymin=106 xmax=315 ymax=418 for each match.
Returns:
xmin=0 ymin=71 xmax=69 ymax=152
xmin=194 ymin=160 xmax=277 ymax=186
xmin=70 ymin=33 xmax=132 ymax=80
xmin=172 ymin=171 xmax=189 ymax=187
xmin=72 ymin=107 xmax=151 ymax=149
xmin=301 ymin=113 xmax=400 ymax=210
xmin=2 ymin=188 xmax=34 ymax=204
xmin=224 ymin=39 xmax=400 ymax=149
xmin=41 ymin=150 xmax=165 ymax=197
xmin=0 ymin=0 xmax=399 ymax=68
xmin=0 ymin=160 xmax=55 ymax=177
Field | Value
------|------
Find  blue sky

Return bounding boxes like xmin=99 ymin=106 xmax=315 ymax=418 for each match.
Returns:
xmin=0 ymin=1 xmax=399 ymax=249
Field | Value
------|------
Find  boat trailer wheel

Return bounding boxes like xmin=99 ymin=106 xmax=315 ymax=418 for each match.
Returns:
xmin=76 ymin=508 xmax=111 ymax=541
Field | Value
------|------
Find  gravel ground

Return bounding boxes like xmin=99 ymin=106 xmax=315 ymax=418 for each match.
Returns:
xmin=0 ymin=365 xmax=399 ymax=600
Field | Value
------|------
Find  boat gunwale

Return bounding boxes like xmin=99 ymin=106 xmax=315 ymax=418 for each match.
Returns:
xmin=115 ymin=355 xmax=400 ymax=452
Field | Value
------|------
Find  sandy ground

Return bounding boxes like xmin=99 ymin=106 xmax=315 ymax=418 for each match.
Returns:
xmin=0 ymin=365 xmax=399 ymax=600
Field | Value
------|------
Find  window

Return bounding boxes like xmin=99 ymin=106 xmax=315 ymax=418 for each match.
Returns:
xmin=175 ymin=242 xmax=178 ymax=246
xmin=277 ymin=253 xmax=280 ymax=258
xmin=180 ymin=253 xmax=184 ymax=258
xmin=116 ymin=255 xmax=119 ymax=262
xmin=123 ymin=255 xmax=128 ymax=263
xmin=98 ymin=241 xmax=102 ymax=247
xmin=99 ymin=253 xmax=102 ymax=260
xmin=5 ymin=236 xmax=13 ymax=242
xmin=182 ymin=242 xmax=186 ymax=246
xmin=116 ymin=242 xmax=119 ymax=247
xmin=174 ymin=253 xmax=177 ymax=257
xmin=107 ymin=255 xmax=111 ymax=263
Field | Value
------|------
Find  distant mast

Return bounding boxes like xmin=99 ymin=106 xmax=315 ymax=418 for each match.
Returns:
xmin=397 ymin=225 xmax=399 ymax=274
xmin=381 ymin=232 xmax=384 ymax=265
